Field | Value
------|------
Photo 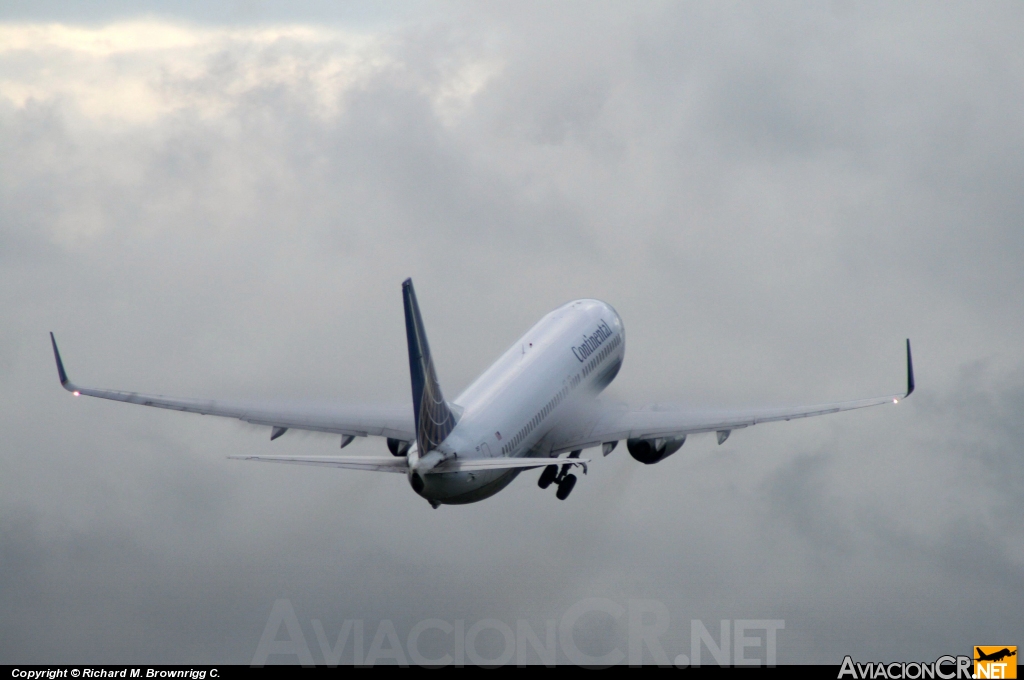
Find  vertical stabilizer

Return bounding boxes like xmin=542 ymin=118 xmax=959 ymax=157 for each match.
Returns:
xmin=402 ymin=279 xmax=458 ymax=455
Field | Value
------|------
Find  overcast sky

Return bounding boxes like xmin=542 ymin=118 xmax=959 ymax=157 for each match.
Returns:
xmin=1 ymin=1 xmax=1021 ymax=665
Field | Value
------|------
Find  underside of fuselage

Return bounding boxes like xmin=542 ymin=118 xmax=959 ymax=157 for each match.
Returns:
xmin=410 ymin=468 xmax=523 ymax=506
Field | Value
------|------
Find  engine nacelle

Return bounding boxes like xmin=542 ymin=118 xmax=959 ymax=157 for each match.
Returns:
xmin=627 ymin=435 xmax=686 ymax=464
xmin=387 ymin=438 xmax=411 ymax=457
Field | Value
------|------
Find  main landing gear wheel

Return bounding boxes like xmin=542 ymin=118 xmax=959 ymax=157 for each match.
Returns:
xmin=538 ymin=465 xmax=558 ymax=489
xmin=556 ymin=473 xmax=577 ymax=500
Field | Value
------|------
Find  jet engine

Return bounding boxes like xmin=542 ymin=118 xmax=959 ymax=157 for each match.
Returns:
xmin=387 ymin=438 xmax=411 ymax=457
xmin=627 ymin=435 xmax=686 ymax=464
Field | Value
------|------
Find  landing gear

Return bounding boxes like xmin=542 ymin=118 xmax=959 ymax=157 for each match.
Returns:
xmin=556 ymin=473 xmax=577 ymax=500
xmin=539 ymin=450 xmax=582 ymax=499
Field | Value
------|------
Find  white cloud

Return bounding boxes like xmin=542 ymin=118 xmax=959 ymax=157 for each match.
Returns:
xmin=0 ymin=21 xmax=498 ymax=124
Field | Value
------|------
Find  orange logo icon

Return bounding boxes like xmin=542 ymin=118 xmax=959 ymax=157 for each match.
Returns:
xmin=975 ymin=647 xmax=1017 ymax=679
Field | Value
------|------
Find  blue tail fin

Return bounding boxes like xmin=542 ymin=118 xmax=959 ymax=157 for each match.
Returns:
xmin=402 ymin=279 xmax=458 ymax=454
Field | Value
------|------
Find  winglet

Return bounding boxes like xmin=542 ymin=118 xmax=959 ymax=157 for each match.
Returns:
xmin=402 ymin=279 xmax=458 ymax=455
xmin=905 ymin=339 xmax=914 ymax=398
xmin=49 ymin=332 xmax=76 ymax=392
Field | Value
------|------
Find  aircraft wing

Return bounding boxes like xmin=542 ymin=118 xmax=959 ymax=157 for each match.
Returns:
xmin=49 ymin=334 xmax=415 ymax=441
xmin=549 ymin=340 xmax=914 ymax=454
xmin=550 ymin=394 xmax=903 ymax=453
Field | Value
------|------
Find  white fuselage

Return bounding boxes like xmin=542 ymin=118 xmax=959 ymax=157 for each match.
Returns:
xmin=407 ymin=299 xmax=625 ymax=504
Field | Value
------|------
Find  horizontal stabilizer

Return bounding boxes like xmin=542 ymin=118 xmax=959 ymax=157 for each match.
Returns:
xmin=228 ymin=455 xmax=410 ymax=473
xmin=228 ymin=454 xmax=588 ymax=475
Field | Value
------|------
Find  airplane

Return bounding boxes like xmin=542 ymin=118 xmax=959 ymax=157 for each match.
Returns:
xmin=976 ymin=648 xmax=1016 ymax=663
xmin=49 ymin=278 xmax=914 ymax=508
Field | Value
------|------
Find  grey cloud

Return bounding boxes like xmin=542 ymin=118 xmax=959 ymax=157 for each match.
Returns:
xmin=1 ymin=2 xmax=1022 ymax=664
